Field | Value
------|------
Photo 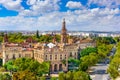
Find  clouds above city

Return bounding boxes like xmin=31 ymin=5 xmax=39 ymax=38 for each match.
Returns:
xmin=88 ymin=0 xmax=120 ymax=8
xmin=0 ymin=0 xmax=23 ymax=11
xmin=66 ymin=1 xmax=83 ymax=9
xmin=0 ymin=0 xmax=120 ymax=31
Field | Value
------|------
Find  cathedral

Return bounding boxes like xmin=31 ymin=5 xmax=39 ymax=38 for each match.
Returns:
xmin=1 ymin=19 xmax=95 ymax=73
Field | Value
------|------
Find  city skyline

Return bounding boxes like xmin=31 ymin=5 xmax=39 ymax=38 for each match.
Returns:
xmin=0 ymin=0 xmax=120 ymax=31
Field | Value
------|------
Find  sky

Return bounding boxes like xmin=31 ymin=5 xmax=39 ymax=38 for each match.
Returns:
xmin=0 ymin=0 xmax=120 ymax=31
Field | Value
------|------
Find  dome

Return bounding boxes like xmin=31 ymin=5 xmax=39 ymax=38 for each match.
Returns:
xmin=47 ymin=43 xmax=56 ymax=48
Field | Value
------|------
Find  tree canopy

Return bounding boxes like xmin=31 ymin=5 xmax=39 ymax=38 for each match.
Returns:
xmin=80 ymin=47 xmax=97 ymax=57
xmin=59 ymin=71 xmax=91 ymax=80
xmin=4 ymin=58 xmax=50 ymax=77
xmin=107 ymin=42 xmax=120 ymax=79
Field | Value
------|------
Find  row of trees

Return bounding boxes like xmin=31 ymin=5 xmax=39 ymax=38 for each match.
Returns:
xmin=107 ymin=42 xmax=120 ymax=79
xmin=1 ymin=58 xmax=50 ymax=80
xmin=0 ymin=32 xmax=61 ymax=43
xmin=59 ymin=71 xmax=91 ymax=80
xmin=79 ymin=37 xmax=114 ymax=72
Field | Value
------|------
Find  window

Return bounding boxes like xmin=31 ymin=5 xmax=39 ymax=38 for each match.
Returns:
xmin=75 ymin=52 xmax=76 ymax=56
xmin=60 ymin=55 xmax=62 ymax=60
xmin=70 ymin=52 xmax=72 ymax=57
xmin=19 ymin=54 xmax=21 ymax=57
xmin=45 ymin=55 xmax=47 ymax=60
xmin=13 ymin=54 xmax=15 ymax=59
xmin=55 ymin=55 xmax=57 ymax=60
xmin=65 ymin=55 xmax=66 ymax=59
xmin=59 ymin=64 xmax=62 ymax=71
xmin=54 ymin=64 xmax=57 ymax=72
xmin=50 ymin=55 xmax=52 ymax=60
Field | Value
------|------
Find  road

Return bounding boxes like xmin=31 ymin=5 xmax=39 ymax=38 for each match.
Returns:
xmin=90 ymin=63 xmax=110 ymax=80
xmin=89 ymin=47 xmax=116 ymax=80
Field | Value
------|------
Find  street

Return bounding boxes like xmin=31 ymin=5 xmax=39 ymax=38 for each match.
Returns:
xmin=89 ymin=47 xmax=116 ymax=80
xmin=90 ymin=63 xmax=110 ymax=80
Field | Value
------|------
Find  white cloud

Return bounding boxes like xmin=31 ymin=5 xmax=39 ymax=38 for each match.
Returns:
xmin=66 ymin=1 xmax=83 ymax=9
xmin=0 ymin=0 xmax=60 ymax=15
xmin=0 ymin=0 xmax=24 ymax=11
xmin=88 ymin=0 xmax=120 ymax=8
xmin=0 ymin=8 xmax=120 ymax=31
xmin=27 ymin=0 xmax=37 ymax=5
xmin=19 ymin=0 xmax=60 ymax=16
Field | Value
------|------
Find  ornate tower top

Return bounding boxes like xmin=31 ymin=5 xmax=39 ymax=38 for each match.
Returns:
xmin=61 ymin=18 xmax=68 ymax=44
xmin=61 ymin=18 xmax=67 ymax=35
xmin=3 ymin=33 xmax=8 ymax=43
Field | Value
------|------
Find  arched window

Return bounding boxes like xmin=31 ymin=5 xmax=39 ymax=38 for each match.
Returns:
xmin=50 ymin=65 xmax=52 ymax=72
xmin=60 ymin=55 xmax=62 ymax=60
xmin=13 ymin=54 xmax=15 ymax=59
xmin=75 ymin=52 xmax=76 ymax=56
xmin=55 ymin=55 xmax=57 ymax=60
xmin=50 ymin=55 xmax=52 ymax=60
xmin=70 ymin=52 xmax=72 ymax=57
xmin=19 ymin=54 xmax=21 ymax=57
xmin=45 ymin=55 xmax=47 ymax=60
xmin=59 ymin=64 xmax=62 ymax=71
xmin=54 ymin=64 xmax=57 ymax=72
xmin=65 ymin=54 xmax=66 ymax=59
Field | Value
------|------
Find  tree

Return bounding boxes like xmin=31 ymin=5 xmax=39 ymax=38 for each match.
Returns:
xmin=80 ymin=47 xmax=97 ymax=57
xmin=97 ymin=44 xmax=113 ymax=59
xmin=0 ymin=59 xmax=2 ymax=66
xmin=96 ymin=37 xmax=115 ymax=45
xmin=79 ymin=53 xmax=98 ymax=71
xmin=114 ymin=37 xmax=120 ymax=43
xmin=0 ymin=36 xmax=3 ymax=43
xmin=36 ymin=30 xmax=39 ymax=38
xmin=13 ymin=70 xmax=37 ymax=80
xmin=58 ymin=71 xmax=91 ymax=80
xmin=4 ymin=58 xmax=50 ymax=77
xmin=8 ymin=33 xmax=25 ymax=43
xmin=68 ymin=58 xmax=80 ymax=70
xmin=50 ymin=77 xmax=58 ymax=80
xmin=0 ymin=73 xmax=11 ymax=80
xmin=0 ymin=67 xmax=6 ymax=72
xmin=107 ymin=42 xmax=120 ymax=79
xmin=73 ymin=71 xmax=91 ymax=80
xmin=66 ymin=71 xmax=74 ymax=80
xmin=59 ymin=72 xmax=65 ymax=80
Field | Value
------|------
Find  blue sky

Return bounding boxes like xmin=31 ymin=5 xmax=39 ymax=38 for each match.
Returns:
xmin=0 ymin=0 xmax=120 ymax=31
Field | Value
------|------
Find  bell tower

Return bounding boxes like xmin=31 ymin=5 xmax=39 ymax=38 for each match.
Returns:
xmin=3 ymin=33 xmax=8 ymax=43
xmin=61 ymin=18 xmax=67 ymax=44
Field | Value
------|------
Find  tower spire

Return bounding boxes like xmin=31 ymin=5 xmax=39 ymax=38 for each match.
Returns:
xmin=61 ymin=18 xmax=67 ymax=44
xmin=61 ymin=18 xmax=67 ymax=35
xmin=3 ymin=33 xmax=8 ymax=43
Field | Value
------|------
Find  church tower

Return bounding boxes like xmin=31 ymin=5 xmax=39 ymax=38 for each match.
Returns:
xmin=61 ymin=18 xmax=67 ymax=44
xmin=3 ymin=33 xmax=8 ymax=43
xmin=2 ymin=33 xmax=8 ymax=65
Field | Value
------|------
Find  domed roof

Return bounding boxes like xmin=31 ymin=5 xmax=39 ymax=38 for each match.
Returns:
xmin=47 ymin=43 xmax=56 ymax=48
